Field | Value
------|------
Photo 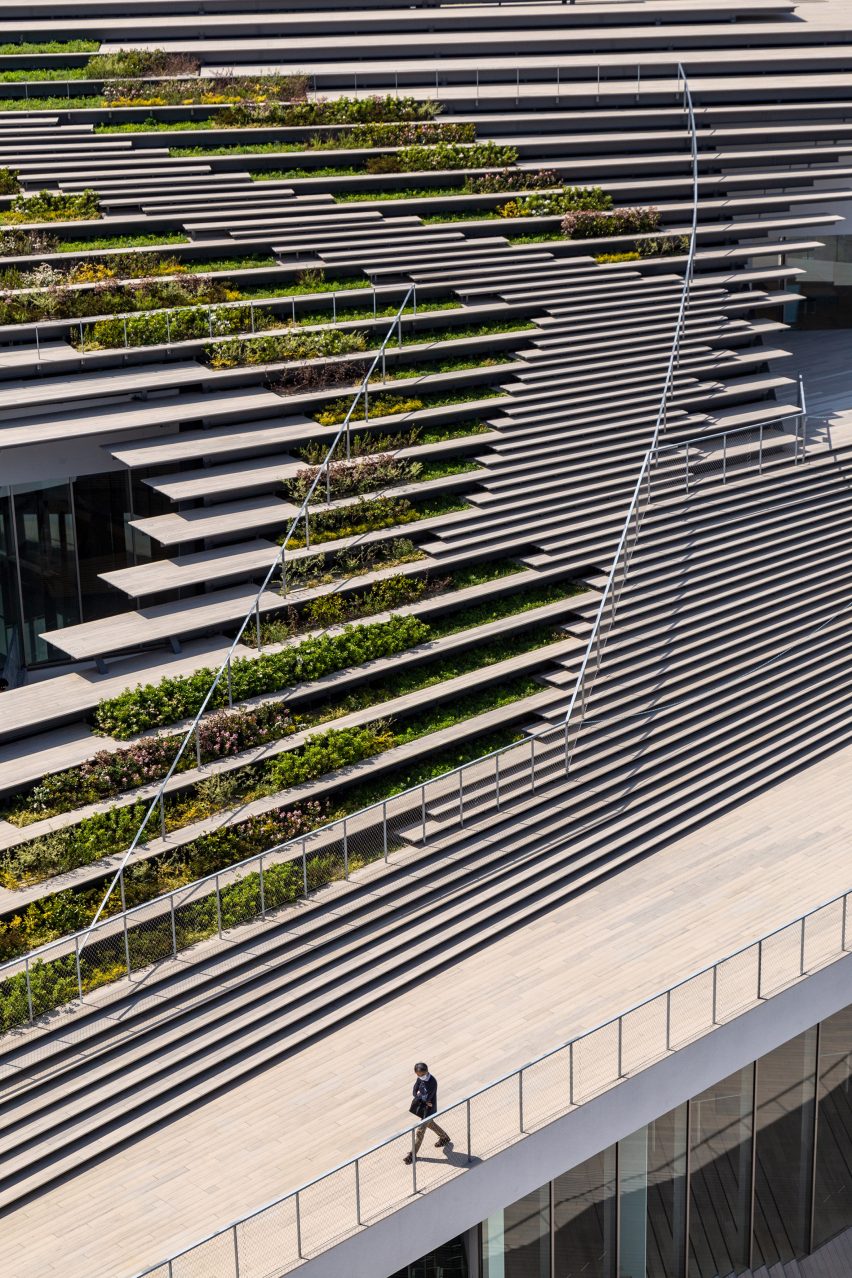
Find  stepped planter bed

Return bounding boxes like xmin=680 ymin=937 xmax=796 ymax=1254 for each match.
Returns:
xmin=0 ymin=628 xmax=566 ymax=892
xmin=0 ymin=575 xmax=583 ymax=851
xmin=0 ymin=711 xmax=532 ymax=1032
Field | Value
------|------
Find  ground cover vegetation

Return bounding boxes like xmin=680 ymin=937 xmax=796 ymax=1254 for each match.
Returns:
xmin=169 ymin=121 xmax=477 ymax=156
xmin=0 ymin=570 xmax=575 ymax=889
xmin=0 ymin=189 xmax=100 ymax=225
xmin=202 ymin=316 xmax=532 ymax=370
xmin=294 ymin=418 xmax=490 ymax=465
xmin=262 ymin=141 xmax=520 ymax=181
xmin=0 ymin=713 xmax=528 ymax=1030
xmin=1 ymin=628 xmax=556 ymax=888
xmin=96 ymin=97 xmax=441 ymax=132
xmin=313 ymin=386 xmax=504 ymax=427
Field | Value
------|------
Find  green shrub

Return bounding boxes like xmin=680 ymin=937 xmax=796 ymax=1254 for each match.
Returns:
xmin=103 ymin=72 xmax=310 ymax=107
xmin=0 ymin=167 xmax=19 ymax=195
xmin=366 ymin=141 xmax=518 ymax=174
xmin=0 ymin=40 xmax=100 ymax=53
xmin=85 ymin=50 xmax=200 ymax=79
xmin=497 ymin=186 xmax=612 ymax=219
xmin=462 ymin=168 xmax=558 ymax=194
xmin=2 ymin=188 xmax=100 ymax=225
xmin=218 ymin=95 xmax=439 ymax=127
xmin=286 ymin=492 xmax=467 ymax=549
xmin=595 ymin=251 xmax=642 ymax=264
xmin=561 ymin=206 xmax=661 ymax=239
xmin=171 ymin=121 xmax=475 ymax=157
xmin=205 ymin=326 xmax=367 ymax=369
xmin=637 ymin=234 xmax=690 ymax=258
xmin=94 ymin=613 xmax=430 ymax=738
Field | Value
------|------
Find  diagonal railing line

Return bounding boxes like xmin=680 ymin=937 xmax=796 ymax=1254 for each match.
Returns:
xmin=132 ymin=883 xmax=852 ymax=1277
xmin=78 ymin=284 xmax=416 ymax=952
xmin=561 ymin=63 xmax=702 ymax=769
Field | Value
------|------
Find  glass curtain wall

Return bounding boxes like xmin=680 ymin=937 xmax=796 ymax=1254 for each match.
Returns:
xmin=752 ymin=1029 xmax=817 ymax=1268
xmin=482 ymin=1006 xmax=852 ymax=1278
xmin=813 ymin=1006 xmax=852 ymax=1247
xmin=0 ymin=471 xmax=171 ymax=668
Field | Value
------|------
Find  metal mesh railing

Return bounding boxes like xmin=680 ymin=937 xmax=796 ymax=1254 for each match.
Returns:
xmin=133 ymin=887 xmax=852 ymax=1278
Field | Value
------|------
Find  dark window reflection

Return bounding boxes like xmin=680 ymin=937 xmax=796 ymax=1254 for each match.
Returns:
xmin=0 ymin=492 xmax=21 ymax=672
xmin=814 ymin=1006 xmax=852 ymax=1247
xmin=73 ymin=472 xmax=133 ymax=621
xmin=554 ymin=1146 xmax=616 ymax=1278
xmin=688 ymin=1066 xmax=753 ymax=1278
xmin=391 ymin=1234 xmax=469 ymax=1278
xmin=753 ymin=1029 xmax=817 ymax=1267
xmin=484 ymin=1187 xmax=550 ymax=1278
xmin=646 ymin=1105 xmax=687 ymax=1278
xmin=14 ymin=482 xmax=80 ymax=664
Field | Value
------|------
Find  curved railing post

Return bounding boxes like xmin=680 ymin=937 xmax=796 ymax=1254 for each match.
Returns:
xmin=561 ymin=64 xmax=699 ymax=774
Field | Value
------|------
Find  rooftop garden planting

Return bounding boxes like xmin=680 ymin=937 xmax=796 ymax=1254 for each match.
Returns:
xmin=0 ymin=40 xmax=100 ymax=53
xmin=91 ymin=574 xmax=569 ymax=740
xmin=0 ymin=168 xmax=19 ymax=195
xmin=0 ymin=269 xmax=245 ymax=328
xmin=103 ymin=72 xmax=310 ymax=108
xmin=169 ymin=121 xmax=476 ymax=156
xmin=496 ymin=185 xmax=612 ymax=218
xmin=2 ymin=567 xmax=532 ymax=830
xmin=262 ymin=141 xmax=521 ymax=182
xmin=202 ymin=316 xmax=532 ymax=370
xmin=283 ymin=491 xmax=470 ymax=549
xmin=0 ymin=573 xmax=576 ymax=900
xmin=93 ymin=96 xmax=442 ymax=134
xmin=46 ymin=232 xmax=190 ymax=254
xmin=3 ymin=667 xmax=549 ymax=893
xmin=1 ymin=189 xmax=100 ymax=226
xmin=313 ymin=386 xmax=504 ymax=426
xmin=0 ymin=95 xmax=105 ymax=111
xmin=95 ymin=613 xmax=429 ymax=740
xmin=295 ymin=418 xmax=490 ymax=465
xmin=206 ymin=326 xmax=369 ymax=369
xmin=561 ymin=206 xmax=660 ymax=238
xmin=73 ymin=295 xmax=463 ymax=352
xmin=0 ymin=716 xmax=528 ymax=1027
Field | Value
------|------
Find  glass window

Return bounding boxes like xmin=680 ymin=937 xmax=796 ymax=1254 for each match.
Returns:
xmin=73 ymin=472 xmax=133 ymax=621
xmin=619 ymin=1128 xmax=647 ymax=1278
xmin=688 ymin=1065 xmax=754 ymax=1278
xmin=390 ymin=1233 xmax=469 ymax=1277
xmin=813 ymin=1005 xmax=852 ymax=1247
xmin=483 ymin=1187 xmax=550 ymax=1278
xmin=752 ymin=1028 xmax=817 ymax=1267
xmin=0 ymin=492 xmax=21 ymax=674
xmin=646 ymin=1105 xmax=688 ymax=1278
xmin=13 ymin=481 xmax=80 ymax=665
xmin=615 ymin=1106 xmax=687 ymax=1278
xmin=554 ymin=1147 xmax=616 ymax=1278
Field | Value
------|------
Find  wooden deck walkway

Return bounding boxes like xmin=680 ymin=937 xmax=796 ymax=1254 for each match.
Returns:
xmin=1 ymin=738 xmax=850 ymax=1278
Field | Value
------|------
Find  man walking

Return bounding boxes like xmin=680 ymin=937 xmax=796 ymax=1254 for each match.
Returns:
xmin=404 ymin=1062 xmax=452 ymax=1163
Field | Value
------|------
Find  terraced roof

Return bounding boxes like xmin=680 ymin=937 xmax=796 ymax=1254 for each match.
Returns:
xmin=1 ymin=3 xmax=852 ymax=1271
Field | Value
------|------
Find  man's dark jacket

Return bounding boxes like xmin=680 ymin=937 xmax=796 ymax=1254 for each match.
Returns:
xmin=413 ymin=1074 xmax=438 ymax=1115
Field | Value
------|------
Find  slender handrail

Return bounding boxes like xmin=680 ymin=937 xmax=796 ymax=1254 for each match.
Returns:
xmin=561 ymin=62 xmax=699 ymax=763
xmin=78 ymin=285 xmax=415 ymax=952
xmin=132 ymin=883 xmax=852 ymax=1277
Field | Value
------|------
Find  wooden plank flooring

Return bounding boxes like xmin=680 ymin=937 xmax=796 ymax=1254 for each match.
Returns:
xmin=1 ymin=739 xmax=850 ymax=1278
